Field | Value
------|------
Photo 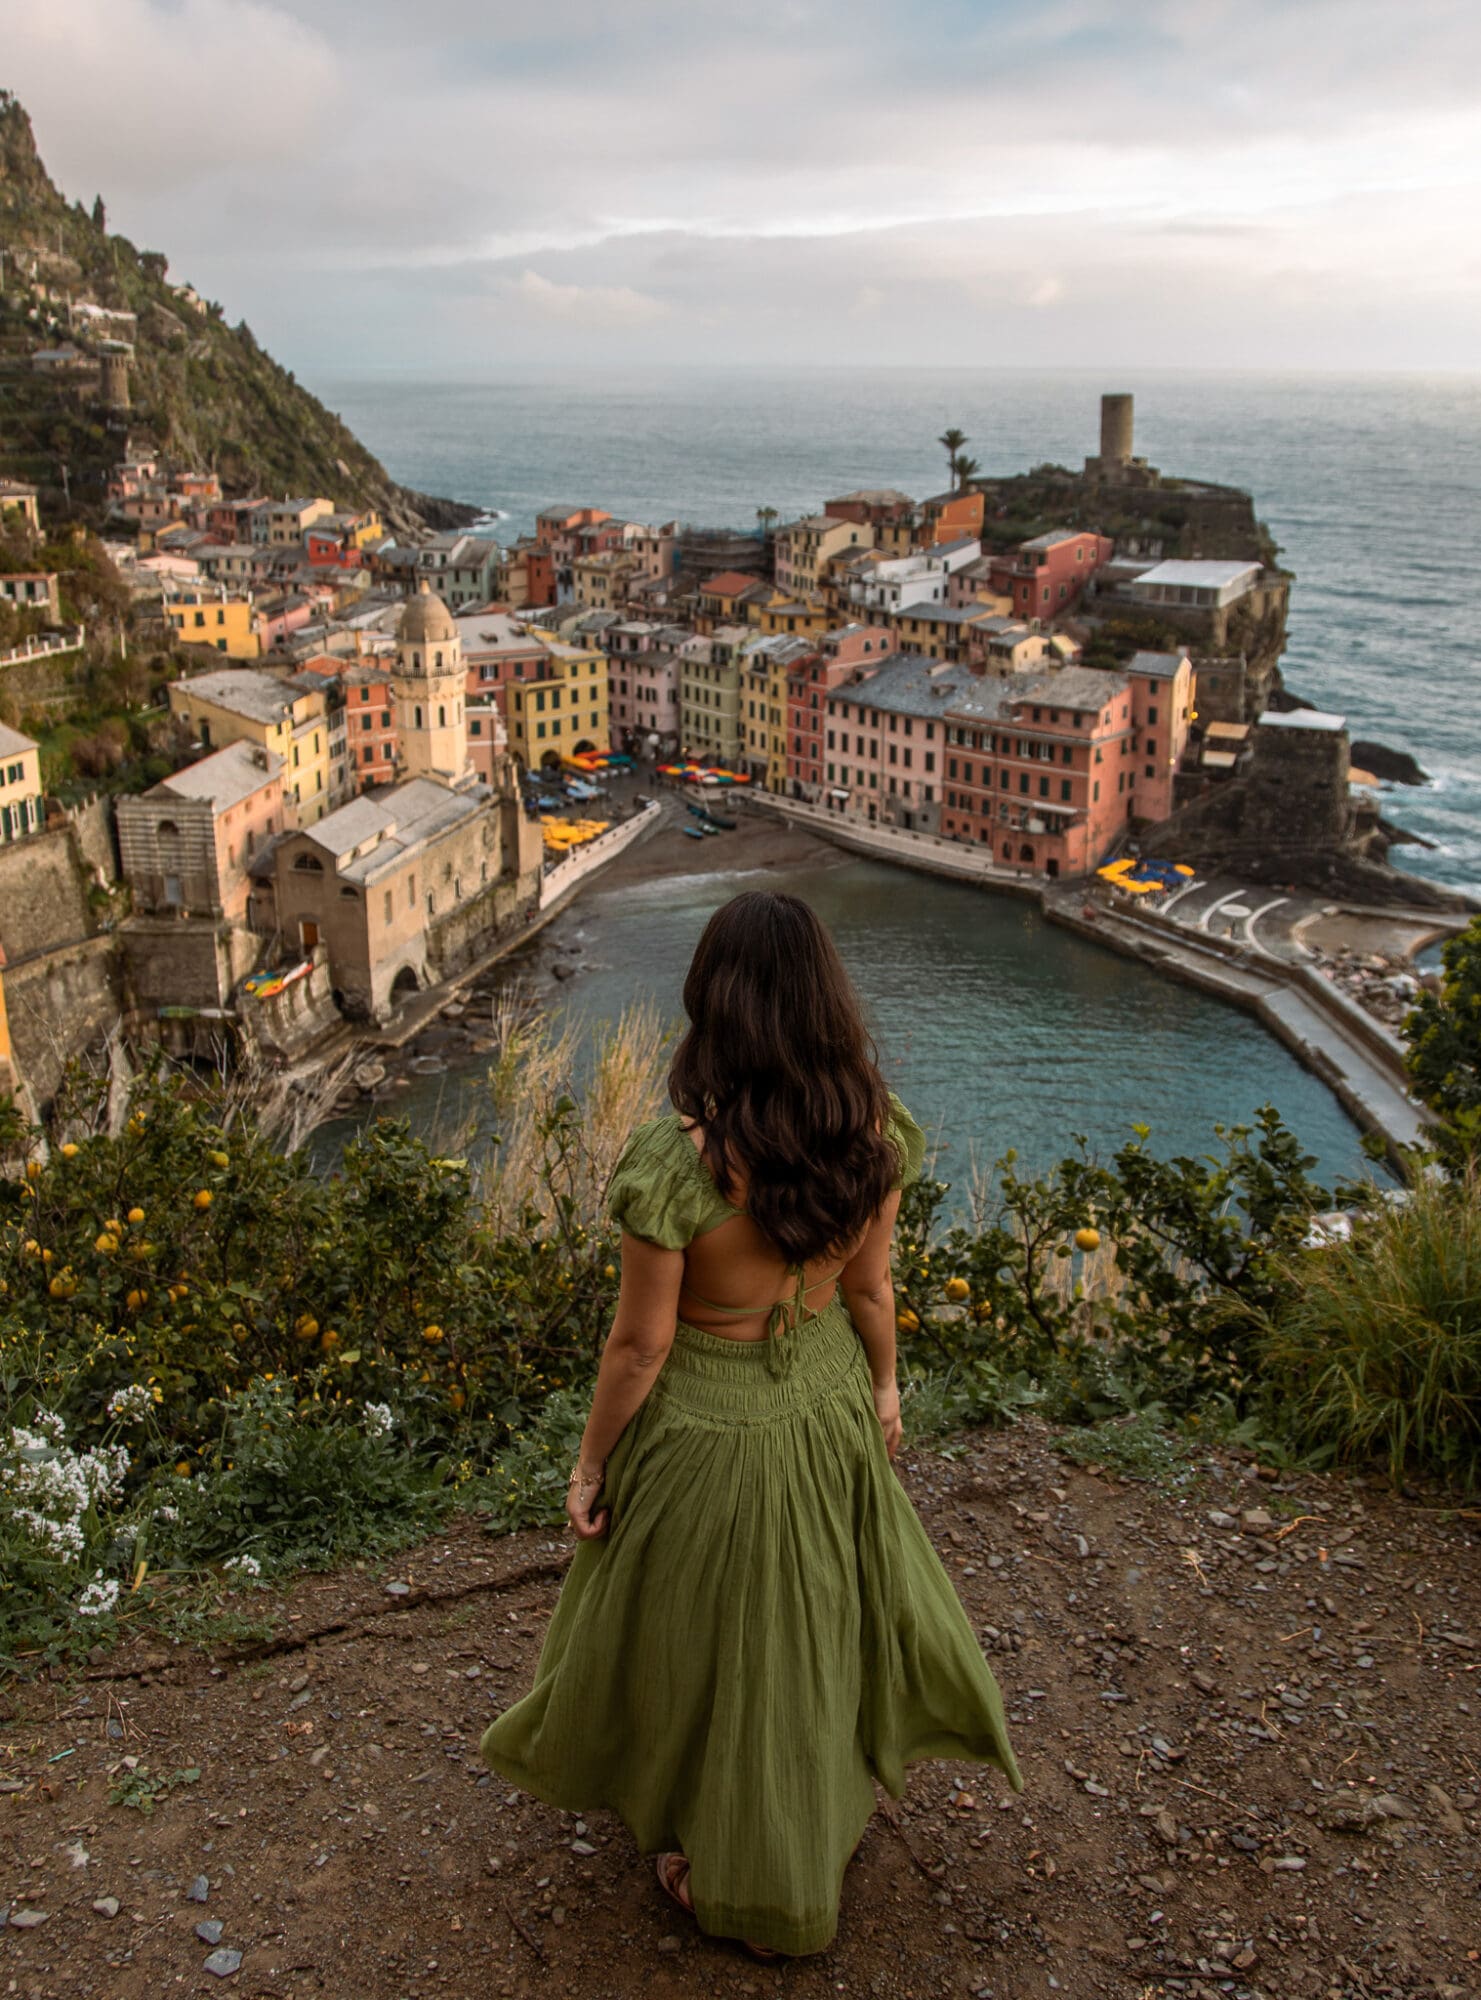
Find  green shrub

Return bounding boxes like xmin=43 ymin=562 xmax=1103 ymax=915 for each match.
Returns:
xmin=1254 ymin=1174 xmax=1481 ymax=1489
xmin=1405 ymin=918 xmax=1481 ymax=1172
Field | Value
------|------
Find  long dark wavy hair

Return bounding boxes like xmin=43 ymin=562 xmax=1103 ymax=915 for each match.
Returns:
xmin=667 ymin=891 xmax=899 ymax=1265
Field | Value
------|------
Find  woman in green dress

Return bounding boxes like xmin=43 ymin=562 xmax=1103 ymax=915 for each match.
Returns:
xmin=480 ymin=890 xmax=1021 ymax=1957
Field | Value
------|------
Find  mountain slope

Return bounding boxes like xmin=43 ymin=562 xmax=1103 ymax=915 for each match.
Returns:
xmin=0 ymin=92 xmax=469 ymax=533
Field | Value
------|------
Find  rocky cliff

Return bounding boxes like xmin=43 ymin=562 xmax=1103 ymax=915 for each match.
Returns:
xmin=0 ymin=94 xmax=470 ymax=534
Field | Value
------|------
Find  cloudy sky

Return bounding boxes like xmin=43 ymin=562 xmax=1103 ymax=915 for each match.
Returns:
xmin=4 ymin=0 xmax=1479 ymax=376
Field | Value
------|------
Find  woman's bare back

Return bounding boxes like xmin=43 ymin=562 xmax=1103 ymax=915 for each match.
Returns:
xmin=675 ymin=1119 xmax=859 ymax=1340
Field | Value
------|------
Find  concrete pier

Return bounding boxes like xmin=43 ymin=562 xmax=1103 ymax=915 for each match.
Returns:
xmin=748 ymin=794 xmax=1430 ymax=1162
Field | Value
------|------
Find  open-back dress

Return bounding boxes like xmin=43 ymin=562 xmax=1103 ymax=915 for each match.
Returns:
xmin=479 ymin=1092 xmax=1022 ymax=1955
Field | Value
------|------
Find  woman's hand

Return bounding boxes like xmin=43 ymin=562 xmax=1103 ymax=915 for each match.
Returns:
xmin=872 ymin=1378 xmax=902 ymax=1460
xmin=565 ymin=1462 xmax=609 ymax=1540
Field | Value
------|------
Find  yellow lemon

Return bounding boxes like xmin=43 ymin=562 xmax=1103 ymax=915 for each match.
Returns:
xmin=48 ymin=1274 xmax=68 ymax=1298
xmin=95 ymin=1232 xmax=119 ymax=1255
xmin=421 ymin=1324 xmax=444 ymax=1343
xmin=22 ymin=1238 xmax=39 ymax=1256
xmin=447 ymin=1387 xmax=466 ymax=1412
xmin=60 ymin=1142 xmax=79 ymax=1160
xmin=209 ymin=1150 xmax=230 ymax=1170
xmin=896 ymin=1307 xmax=920 ymax=1333
xmin=193 ymin=1189 xmax=213 ymax=1211
xmin=603 ymin=1263 xmax=617 ymax=1280
xmin=25 ymin=1161 xmax=41 ymax=1182
xmin=294 ymin=1314 xmax=319 ymax=1342
xmin=127 ymin=1207 xmax=145 ymax=1225
xmin=175 ymin=1460 xmax=192 ymax=1477
xmin=1074 ymin=1227 xmax=1101 ymax=1253
xmin=319 ymin=1328 xmax=341 ymax=1352
xmin=944 ymin=1276 xmax=971 ymax=1301
xmin=41 ymin=1247 xmax=54 ymax=1264
xmin=126 ymin=1288 xmax=148 ymax=1311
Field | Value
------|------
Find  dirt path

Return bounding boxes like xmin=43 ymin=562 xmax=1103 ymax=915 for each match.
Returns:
xmin=3 ymin=1424 xmax=1478 ymax=2000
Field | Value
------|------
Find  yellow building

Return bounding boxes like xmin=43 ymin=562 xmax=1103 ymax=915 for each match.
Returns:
xmin=165 ymin=588 xmax=261 ymax=661
xmin=572 ymin=551 xmax=641 ymax=612
xmin=753 ymin=599 xmax=830 ymax=641
xmin=774 ymin=515 xmax=875 ymax=598
xmin=0 ymin=480 xmax=41 ymax=533
xmin=168 ymin=668 xmax=330 ymax=824
xmin=504 ymin=639 xmax=609 ymax=772
xmin=741 ymin=638 xmax=807 ymax=793
xmin=0 ymin=722 xmax=44 ymax=843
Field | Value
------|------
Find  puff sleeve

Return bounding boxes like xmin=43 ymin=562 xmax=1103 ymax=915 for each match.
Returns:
xmin=605 ymin=1118 xmax=714 ymax=1250
xmin=885 ymin=1091 xmax=927 ymax=1190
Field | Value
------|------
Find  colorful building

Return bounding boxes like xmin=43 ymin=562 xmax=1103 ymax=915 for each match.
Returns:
xmin=938 ymin=669 xmax=1134 ymax=876
xmin=169 ymin=667 xmax=333 ymax=824
xmin=117 ymin=742 xmax=288 ymax=924
xmin=0 ymin=722 xmax=43 ymax=843
xmin=164 ymin=586 xmax=262 ymax=660
xmin=773 ymin=516 xmax=875 ymax=599
xmin=503 ymin=637 xmax=609 ymax=773
xmin=986 ymin=530 xmax=1114 ymax=622
xmin=679 ymin=629 xmax=747 ymax=765
xmin=1122 ymin=650 xmax=1197 ymax=824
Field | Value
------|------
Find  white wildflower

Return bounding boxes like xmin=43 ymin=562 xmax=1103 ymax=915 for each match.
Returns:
xmin=106 ymin=1384 xmax=153 ymax=1425
xmin=223 ymin=1554 xmax=262 ymax=1579
xmin=363 ymin=1402 xmax=394 ymax=1438
xmin=77 ymin=1573 xmax=121 ymax=1618
xmin=152 ymin=1503 xmax=180 ymax=1525
xmin=2 ymin=1420 xmax=130 ymax=1566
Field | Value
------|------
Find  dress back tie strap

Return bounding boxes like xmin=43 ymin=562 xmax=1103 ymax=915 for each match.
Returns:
xmin=678 ymin=1265 xmax=847 ymax=1377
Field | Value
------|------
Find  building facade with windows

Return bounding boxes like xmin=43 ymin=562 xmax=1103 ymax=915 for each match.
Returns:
xmin=0 ymin=723 xmax=43 ymax=844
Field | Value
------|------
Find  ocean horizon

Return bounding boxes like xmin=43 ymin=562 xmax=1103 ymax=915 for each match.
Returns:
xmin=317 ymin=365 xmax=1481 ymax=897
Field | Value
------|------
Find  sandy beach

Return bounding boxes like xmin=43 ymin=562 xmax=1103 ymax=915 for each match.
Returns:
xmin=589 ymin=773 xmax=846 ymax=890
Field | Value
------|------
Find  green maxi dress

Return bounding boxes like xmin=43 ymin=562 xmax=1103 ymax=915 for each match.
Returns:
xmin=480 ymin=1093 xmax=1022 ymax=1956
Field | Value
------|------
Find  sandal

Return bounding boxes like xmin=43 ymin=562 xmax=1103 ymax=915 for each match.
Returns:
xmin=655 ymin=1852 xmax=781 ymax=1962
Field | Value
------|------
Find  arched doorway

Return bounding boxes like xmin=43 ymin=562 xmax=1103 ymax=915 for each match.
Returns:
xmin=391 ymin=964 xmax=420 ymax=1001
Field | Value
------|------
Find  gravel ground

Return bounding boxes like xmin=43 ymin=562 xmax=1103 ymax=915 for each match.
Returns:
xmin=3 ymin=1422 xmax=1478 ymax=2000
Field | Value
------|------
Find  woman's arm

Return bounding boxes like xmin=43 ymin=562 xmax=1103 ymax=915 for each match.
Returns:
xmin=567 ymin=1230 xmax=683 ymax=1539
xmin=838 ymin=1189 xmax=903 ymax=1458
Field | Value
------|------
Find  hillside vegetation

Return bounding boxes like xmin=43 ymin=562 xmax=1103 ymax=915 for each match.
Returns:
xmin=0 ymin=93 xmax=467 ymax=533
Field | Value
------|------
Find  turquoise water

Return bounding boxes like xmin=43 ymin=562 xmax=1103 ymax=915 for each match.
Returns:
xmin=320 ymin=366 xmax=1481 ymax=896
xmin=350 ymin=856 xmax=1375 ymax=1190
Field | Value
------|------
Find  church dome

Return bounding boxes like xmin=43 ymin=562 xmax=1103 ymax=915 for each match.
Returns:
xmin=397 ymin=578 xmax=458 ymax=647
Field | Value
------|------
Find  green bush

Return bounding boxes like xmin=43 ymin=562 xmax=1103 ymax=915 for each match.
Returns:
xmin=1254 ymin=1174 xmax=1481 ymax=1489
xmin=1405 ymin=917 xmax=1481 ymax=1172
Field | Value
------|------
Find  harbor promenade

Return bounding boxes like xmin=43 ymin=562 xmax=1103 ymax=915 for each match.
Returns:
xmin=747 ymin=794 xmax=1432 ymax=1159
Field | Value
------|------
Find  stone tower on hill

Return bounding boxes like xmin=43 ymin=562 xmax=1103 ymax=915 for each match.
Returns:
xmin=392 ymin=580 xmax=472 ymax=788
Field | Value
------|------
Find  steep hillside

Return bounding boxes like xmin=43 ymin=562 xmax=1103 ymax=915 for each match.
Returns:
xmin=0 ymin=93 xmax=470 ymax=533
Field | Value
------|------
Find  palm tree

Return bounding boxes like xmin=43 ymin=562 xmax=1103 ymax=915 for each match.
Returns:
xmin=952 ymin=454 xmax=981 ymax=491
xmin=755 ymin=506 xmax=778 ymax=536
xmin=938 ymin=427 xmax=968 ymax=492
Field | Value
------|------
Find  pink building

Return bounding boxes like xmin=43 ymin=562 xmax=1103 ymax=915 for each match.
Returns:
xmin=454 ymin=610 xmax=553 ymax=728
xmin=940 ymin=669 xmax=1135 ymax=877
xmin=986 ymin=530 xmax=1114 ymax=622
xmin=116 ymin=742 xmax=289 ymax=925
xmin=1123 ymin=650 xmax=1196 ymax=824
xmin=784 ymin=625 xmax=894 ymax=799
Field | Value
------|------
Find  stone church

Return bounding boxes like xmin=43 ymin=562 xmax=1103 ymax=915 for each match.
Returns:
xmin=256 ymin=583 xmax=545 ymax=1020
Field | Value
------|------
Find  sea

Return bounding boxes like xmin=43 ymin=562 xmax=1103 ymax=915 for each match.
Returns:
xmin=306 ymin=368 xmax=1478 ymax=1181
xmin=319 ymin=366 xmax=1481 ymax=896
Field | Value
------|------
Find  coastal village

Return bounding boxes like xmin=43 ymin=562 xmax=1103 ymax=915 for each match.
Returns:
xmin=0 ymin=374 xmax=1467 ymax=1131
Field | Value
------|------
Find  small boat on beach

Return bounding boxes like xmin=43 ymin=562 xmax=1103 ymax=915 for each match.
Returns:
xmin=680 ymin=825 xmax=707 ymax=841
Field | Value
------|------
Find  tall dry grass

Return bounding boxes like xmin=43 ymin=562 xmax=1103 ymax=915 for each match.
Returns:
xmin=472 ymin=995 xmax=673 ymax=1236
xmin=1256 ymin=1172 xmax=1481 ymax=1488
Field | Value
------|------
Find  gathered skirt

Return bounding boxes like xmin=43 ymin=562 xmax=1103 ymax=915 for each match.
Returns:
xmin=479 ymin=1300 xmax=1023 ymax=1955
